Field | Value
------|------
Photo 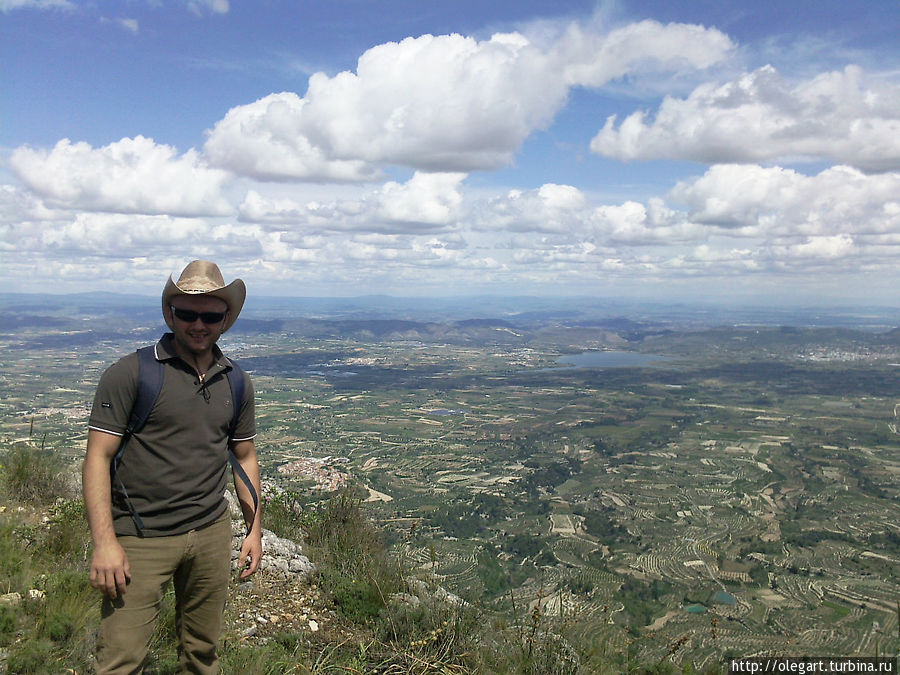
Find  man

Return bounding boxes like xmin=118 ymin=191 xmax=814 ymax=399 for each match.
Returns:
xmin=83 ymin=260 xmax=262 ymax=674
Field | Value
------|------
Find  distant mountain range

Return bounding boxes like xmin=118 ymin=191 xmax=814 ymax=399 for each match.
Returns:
xmin=2 ymin=291 xmax=898 ymax=332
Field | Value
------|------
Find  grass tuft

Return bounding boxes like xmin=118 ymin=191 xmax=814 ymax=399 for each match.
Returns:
xmin=0 ymin=442 xmax=72 ymax=506
xmin=5 ymin=637 xmax=56 ymax=674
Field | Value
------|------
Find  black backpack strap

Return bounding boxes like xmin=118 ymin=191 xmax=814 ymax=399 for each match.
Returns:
xmin=226 ymin=359 xmax=245 ymax=436
xmin=228 ymin=451 xmax=258 ymax=537
xmin=130 ymin=346 xmax=164 ymax=435
xmin=111 ymin=346 xmax=163 ymax=534
xmin=225 ymin=360 xmax=258 ymax=537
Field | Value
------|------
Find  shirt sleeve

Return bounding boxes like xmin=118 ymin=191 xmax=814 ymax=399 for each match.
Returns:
xmin=88 ymin=353 xmax=139 ymax=436
xmin=230 ymin=371 xmax=256 ymax=442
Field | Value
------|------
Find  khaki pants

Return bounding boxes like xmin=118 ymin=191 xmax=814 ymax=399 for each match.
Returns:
xmin=95 ymin=513 xmax=232 ymax=674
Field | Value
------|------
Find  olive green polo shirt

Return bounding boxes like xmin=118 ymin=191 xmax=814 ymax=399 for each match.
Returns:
xmin=89 ymin=333 xmax=256 ymax=537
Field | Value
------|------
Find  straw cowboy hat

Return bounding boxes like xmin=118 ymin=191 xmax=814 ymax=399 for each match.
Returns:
xmin=161 ymin=260 xmax=246 ymax=333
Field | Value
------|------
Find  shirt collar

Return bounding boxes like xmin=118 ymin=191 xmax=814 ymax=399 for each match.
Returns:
xmin=156 ymin=333 xmax=231 ymax=370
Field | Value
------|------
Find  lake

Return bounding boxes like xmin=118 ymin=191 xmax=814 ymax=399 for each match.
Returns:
xmin=712 ymin=590 xmax=737 ymax=605
xmin=555 ymin=350 xmax=671 ymax=369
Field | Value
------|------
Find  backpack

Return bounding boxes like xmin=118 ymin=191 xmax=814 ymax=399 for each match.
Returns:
xmin=111 ymin=346 xmax=259 ymax=536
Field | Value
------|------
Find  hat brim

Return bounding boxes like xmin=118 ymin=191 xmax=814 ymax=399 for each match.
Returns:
xmin=162 ymin=277 xmax=246 ymax=333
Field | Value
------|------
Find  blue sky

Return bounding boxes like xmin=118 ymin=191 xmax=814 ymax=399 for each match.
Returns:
xmin=2 ymin=0 xmax=899 ymax=305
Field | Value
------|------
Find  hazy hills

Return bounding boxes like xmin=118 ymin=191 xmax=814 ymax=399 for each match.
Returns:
xmin=3 ymin=291 xmax=899 ymax=329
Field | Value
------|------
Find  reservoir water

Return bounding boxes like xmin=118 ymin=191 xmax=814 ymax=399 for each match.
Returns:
xmin=555 ymin=350 xmax=671 ymax=369
xmin=712 ymin=590 xmax=737 ymax=605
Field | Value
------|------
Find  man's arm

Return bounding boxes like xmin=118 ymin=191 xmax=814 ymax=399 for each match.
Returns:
xmin=83 ymin=429 xmax=131 ymax=598
xmin=231 ymin=439 xmax=262 ymax=578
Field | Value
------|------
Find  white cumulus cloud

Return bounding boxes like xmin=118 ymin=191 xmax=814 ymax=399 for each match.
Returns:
xmin=558 ymin=19 xmax=734 ymax=87
xmin=203 ymin=93 xmax=379 ymax=182
xmin=205 ymin=22 xmax=733 ymax=181
xmin=475 ymin=184 xmax=704 ymax=245
xmin=671 ymin=164 xmax=900 ymax=238
xmin=477 ymin=184 xmax=588 ymax=233
xmin=374 ymin=172 xmax=466 ymax=227
xmin=780 ymin=234 xmax=856 ymax=259
xmin=591 ymin=65 xmax=900 ymax=171
xmin=5 ymin=212 xmax=213 ymax=256
xmin=188 ymin=0 xmax=229 ymax=15
xmin=591 ymin=199 xmax=706 ymax=244
xmin=10 ymin=136 xmax=234 ymax=216
xmin=1 ymin=0 xmax=74 ymax=11
xmin=238 ymin=172 xmax=466 ymax=233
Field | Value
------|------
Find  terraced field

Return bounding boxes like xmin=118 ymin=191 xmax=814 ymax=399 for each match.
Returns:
xmin=2 ymin=303 xmax=898 ymax=666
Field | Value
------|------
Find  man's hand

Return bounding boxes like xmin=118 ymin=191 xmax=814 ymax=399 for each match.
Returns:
xmin=89 ymin=541 xmax=131 ymax=598
xmin=83 ymin=429 xmax=131 ymax=598
xmin=231 ymin=439 xmax=263 ymax=579
xmin=238 ymin=531 xmax=262 ymax=579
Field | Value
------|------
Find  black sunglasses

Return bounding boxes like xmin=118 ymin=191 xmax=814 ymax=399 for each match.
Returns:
xmin=170 ymin=305 xmax=227 ymax=324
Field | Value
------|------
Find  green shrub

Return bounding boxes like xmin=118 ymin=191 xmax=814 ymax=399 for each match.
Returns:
xmin=0 ymin=520 xmax=33 ymax=592
xmin=44 ymin=610 xmax=77 ymax=642
xmin=566 ymin=572 xmax=595 ymax=596
xmin=6 ymin=637 xmax=56 ymax=674
xmin=31 ymin=570 xmax=98 ymax=668
xmin=377 ymin=595 xmax=482 ymax=671
xmin=0 ymin=443 xmax=71 ymax=506
xmin=36 ymin=499 xmax=90 ymax=559
xmin=303 ymin=491 xmax=378 ymax=571
xmin=0 ymin=605 xmax=18 ymax=646
xmin=45 ymin=568 xmax=92 ymax=597
xmin=323 ymin=570 xmax=385 ymax=624
xmin=220 ymin=639 xmax=301 ymax=674
xmin=270 ymin=631 xmax=298 ymax=649
xmin=476 ymin=544 xmax=509 ymax=598
xmin=262 ymin=489 xmax=309 ymax=542
xmin=303 ymin=489 xmax=401 ymax=625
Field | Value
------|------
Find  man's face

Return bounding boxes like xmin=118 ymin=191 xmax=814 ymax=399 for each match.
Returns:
xmin=166 ymin=295 xmax=229 ymax=358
